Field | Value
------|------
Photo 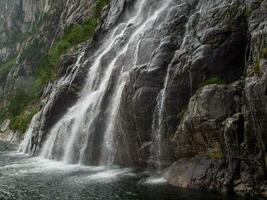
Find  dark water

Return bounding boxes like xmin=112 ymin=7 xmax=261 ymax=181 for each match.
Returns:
xmin=0 ymin=140 xmax=255 ymax=200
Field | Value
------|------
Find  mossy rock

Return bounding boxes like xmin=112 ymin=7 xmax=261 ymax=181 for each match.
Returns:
xmin=261 ymin=48 xmax=267 ymax=59
xmin=201 ymin=76 xmax=224 ymax=87
xmin=207 ymin=151 xmax=224 ymax=160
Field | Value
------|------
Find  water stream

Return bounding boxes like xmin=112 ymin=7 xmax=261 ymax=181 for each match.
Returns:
xmin=150 ymin=66 xmax=171 ymax=172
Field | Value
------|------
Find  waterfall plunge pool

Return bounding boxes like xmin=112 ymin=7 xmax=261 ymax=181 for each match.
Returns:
xmin=0 ymin=140 xmax=256 ymax=200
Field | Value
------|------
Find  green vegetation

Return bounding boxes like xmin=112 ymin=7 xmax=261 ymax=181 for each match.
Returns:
xmin=4 ymin=90 xmax=36 ymax=132
xmin=10 ymin=108 xmax=38 ymax=133
xmin=247 ymin=47 xmax=267 ymax=77
xmin=32 ymin=0 xmax=108 ymax=97
xmin=6 ymin=90 xmax=38 ymax=132
xmin=19 ymin=38 xmax=46 ymax=62
xmin=244 ymin=1 xmax=263 ymax=18
xmin=7 ymin=90 xmax=30 ymax=118
xmin=261 ymin=48 xmax=267 ymax=59
xmin=207 ymin=151 xmax=224 ymax=160
xmin=1 ymin=0 xmax=108 ymax=132
xmin=244 ymin=7 xmax=253 ymax=18
xmin=0 ymin=58 xmax=16 ymax=76
xmin=248 ymin=56 xmax=261 ymax=77
xmin=0 ymin=107 xmax=8 ymax=123
xmin=223 ymin=5 xmax=239 ymax=20
xmin=201 ymin=76 xmax=224 ymax=86
xmin=177 ymin=108 xmax=187 ymax=122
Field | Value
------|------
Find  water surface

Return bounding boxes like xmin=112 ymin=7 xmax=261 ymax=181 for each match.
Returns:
xmin=0 ymin=140 xmax=254 ymax=200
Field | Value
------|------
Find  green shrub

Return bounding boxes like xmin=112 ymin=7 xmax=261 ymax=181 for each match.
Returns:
xmin=19 ymin=38 xmax=45 ymax=62
xmin=0 ymin=58 xmax=16 ymax=76
xmin=248 ymin=57 xmax=261 ymax=77
xmin=0 ymin=107 xmax=8 ymax=123
xmin=253 ymin=57 xmax=261 ymax=75
xmin=93 ymin=0 xmax=108 ymax=16
xmin=32 ymin=0 xmax=107 ymax=95
xmin=7 ymin=90 xmax=30 ymax=118
xmin=7 ymin=90 xmax=38 ymax=132
xmin=6 ymin=89 xmax=38 ymax=132
xmin=10 ymin=108 xmax=38 ymax=132
xmin=201 ymin=76 xmax=224 ymax=86
xmin=261 ymin=48 xmax=267 ymax=59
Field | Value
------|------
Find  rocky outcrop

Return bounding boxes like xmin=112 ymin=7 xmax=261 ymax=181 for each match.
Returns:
xmin=164 ymin=0 xmax=267 ymax=197
xmin=0 ymin=119 xmax=21 ymax=143
xmin=165 ymin=82 xmax=266 ymax=196
xmin=172 ymin=83 xmax=243 ymax=159
xmin=166 ymin=156 xmax=241 ymax=193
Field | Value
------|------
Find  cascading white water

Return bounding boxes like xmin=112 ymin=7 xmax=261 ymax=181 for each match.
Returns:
xmin=40 ymin=0 xmax=150 ymax=164
xmin=18 ymin=52 xmax=85 ymax=155
xmin=100 ymin=71 xmax=129 ymax=165
xmin=18 ymin=113 xmax=40 ymax=154
xmin=19 ymin=0 xmax=175 ymax=167
xmin=150 ymin=66 xmax=171 ymax=171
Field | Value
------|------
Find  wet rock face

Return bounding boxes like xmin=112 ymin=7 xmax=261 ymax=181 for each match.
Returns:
xmin=166 ymin=156 xmax=240 ymax=194
xmin=172 ymin=83 xmax=242 ymax=159
xmin=116 ymin=2 xmax=190 ymax=166
xmin=243 ymin=0 xmax=267 ymax=157
xmin=164 ymin=0 xmax=267 ymax=197
xmin=164 ymin=0 xmax=247 ymax=139
xmin=115 ymin=0 xmax=249 ymax=167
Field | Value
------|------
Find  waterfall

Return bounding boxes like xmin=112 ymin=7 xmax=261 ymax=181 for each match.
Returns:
xmin=150 ymin=66 xmax=171 ymax=172
xmin=18 ymin=113 xmax=40 ymax=154
xmin=100 ymin=71 xmax=129 ymax=165
xmin=18 ymin=0 xmax=175 ymax=167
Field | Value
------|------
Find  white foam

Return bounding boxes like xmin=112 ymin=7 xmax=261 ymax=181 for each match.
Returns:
xmin=0 ymin=156 xmax=97 ymax=173
xmin=141 ymin=176 xmax=167 ymax=185
xmin=86 ymin=168 xmax=132 ymax=180
xmin=60 ymin=167 xmax=135 ymax=185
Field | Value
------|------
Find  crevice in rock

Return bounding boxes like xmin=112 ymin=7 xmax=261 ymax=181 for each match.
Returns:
xmin=227 ymin=159 xmax=241 ymax=195
xmin=237 ymin=114 xmax=245 ymax=145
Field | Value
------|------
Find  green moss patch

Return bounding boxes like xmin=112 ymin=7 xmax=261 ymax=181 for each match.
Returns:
xmin=207 ymin=151 xmax=224 ymax=160
xmin=261 ymin=48 xmax=267 ymax=59
xmin=201 ymin=76 xmax=224 ymax=87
